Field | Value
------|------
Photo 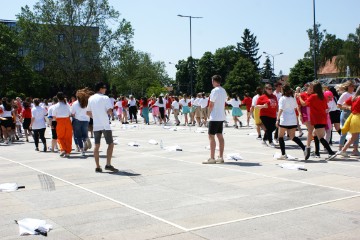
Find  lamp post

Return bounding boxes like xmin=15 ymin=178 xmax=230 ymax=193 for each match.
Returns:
xmin=177 ymin=14 xmax=203 ymax=96
xmin=263 ymin=52 xmax=283 ymax=76
xmin=169 ymin=62 xmax=179 ymax=94
xmin=313 ymin=0 xmax=317 ymax=80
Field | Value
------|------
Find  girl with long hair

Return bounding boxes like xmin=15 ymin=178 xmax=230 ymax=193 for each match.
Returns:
xmin=30 ymin=98 xmax=47 ymax=151
xmin=304 ymin=81 xmax=335 ymax=160
xmin=226 ymin=93 xmax=243 ymax=129
xmin=179 ymin=94 xmax=191 ymax=126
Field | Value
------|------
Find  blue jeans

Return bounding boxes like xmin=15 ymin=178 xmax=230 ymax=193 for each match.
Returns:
xmin=73 ymin=119 xmax=89 ymax=149
xmin=340 ymin=110 xmax=359 ymax=146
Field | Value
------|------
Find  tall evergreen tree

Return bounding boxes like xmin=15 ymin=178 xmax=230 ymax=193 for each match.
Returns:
xmin=237 ymin=28 xmax=261 ymax=70
xmin=260 ymin=56 xmax=273 ymax=80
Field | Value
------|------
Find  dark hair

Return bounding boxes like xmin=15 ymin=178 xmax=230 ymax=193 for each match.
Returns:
xmin=313 ymin=81 xmax=324 ymax=100
xmin=56 ymin=92 xmax=67 ymax=104
xmin=174 ymin=97 xmax=179 ymax=102
xmin=232 ymin=93 xmax=238 ymax=101
xmin=159 ymin=96 xmax=163 ymax=104
xmin=4 ymin=100 xmax=12 ymax=111
xmin=212 ymin=75 xmax=222 ymax=83
xmin=53 ymin=96 xmax=59 ymax=104
xmin=282 ymin=85 xmax=294 ymax=97
xmin=76 ymin=87 xmax=94 ymax=108
xmin=141 ymin=97 xmax=148 ymax=106
xmin=256 ymin=87 xmax=263 ymax=95
xmin=95 ymin=81 xmax=106 ymax=92
xmin=264 ymin=84 xmax=273 ymax=97
xmin=33 ymin=98 xmax=40 ymax=106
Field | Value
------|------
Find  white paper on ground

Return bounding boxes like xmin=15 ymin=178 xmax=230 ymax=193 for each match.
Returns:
xmin=177 ymin=127 xmax=187 ymax=131
xmin=17 ymin=218 xmax=52 ymax=236
xmin=247 ymin=132 xmax=258 ymax=136
xmin=0 ymin=183 xmax=18 ymax=192
xmin=205 ymin=145 xmax=219 ymax=150
xmin=195 ymin=128 xmax=207 ymax=133
xmin=148 ymin=139 xmax=158 ymax=145
xmin=162 ymin=126 xmax=171 ymax=129
xmin=164 ymin=145 xmax=182 ymax=151
xmin=128 ymin=141 xmax=139 ymax=147
xmin=278 ymin=163 xmax=306 ymax=170
xmin=113 ymin=138 xmax=119 ymax=145
xmin=122 ymin=125 xmax=137 ymax=129
xmin=273 ymin=152 xmax=298 ymax=160
xmin=226 ymin=153 xmax=243 ymax=161
xmin=168 ymin=127 xmax=177 ymax=131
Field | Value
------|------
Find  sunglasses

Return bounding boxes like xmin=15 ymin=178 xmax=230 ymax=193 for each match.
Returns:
xmin=266 ymin=88 xmax=273 ymax=90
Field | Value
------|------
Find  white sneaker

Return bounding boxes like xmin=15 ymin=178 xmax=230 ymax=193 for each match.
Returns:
xmin=339 ymin=151 xmax=349 ymax=157
xmin=59 ymin=151 xmax=66 ymax=157
xmin=269 ymin=143 xmax=276 ymax=148
xmin=261 ymin=141 xmax=268 ymax=146
xmin=202 ymin=158 xmax=216 ymax=164
xmin=277 ymin=154 xmax=288 ymax=160
xmin=216 ymin=157 xmax=224 ymax=164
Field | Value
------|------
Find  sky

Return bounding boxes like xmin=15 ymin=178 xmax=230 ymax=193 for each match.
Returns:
xmin=1 ymin=0 xmax=360 ymax=80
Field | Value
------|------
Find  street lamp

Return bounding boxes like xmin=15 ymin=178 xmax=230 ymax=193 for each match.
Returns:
xmin=177 ymin=14 xmax=203 ymax=96
xmin=263 ymin=51 xmax=283 ymax=75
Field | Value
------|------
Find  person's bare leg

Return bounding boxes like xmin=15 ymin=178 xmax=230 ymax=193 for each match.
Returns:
xmin=94 ymin=144 xmax=101 ymax=168
xmin=106 ymin=143 xmax=114 ymax=166
xmin=342 ymin=133 xmax=359 ymax=152
xmin=209 ymin=135 xmax=216 ymax=159
xmin=217 ymin=133 xmax=224 ymax=158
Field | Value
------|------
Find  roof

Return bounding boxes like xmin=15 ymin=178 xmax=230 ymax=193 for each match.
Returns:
xmin=318 ymin=56 xmax=339 ymax=75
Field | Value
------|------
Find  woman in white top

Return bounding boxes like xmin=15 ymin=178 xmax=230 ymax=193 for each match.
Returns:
xmin=171 ymin=96 xmax=180 ymax=126
xmin=276 ymin=85 xmax=306 ymax=160
xmin=30 ymin=98 xmax=47 ymax=151
xmin=1 ymin=98 xmax=15 ymax=144
xmin=71 ymin=88 xmax=92 ymax=156
xmin=53 ymin=92 xmax=72 ymax=157
xmin=179 ymin=94 xmax=191 ymax=126
xmin=226 ymin=93 xmax=243 ymax=129
xmin=152 ymin=96 xmax=166 ymax=124
xmin=115 ymin=97 xmax=123 ymax=122
xmin=337 ymin=80 xmax=358 ymax=155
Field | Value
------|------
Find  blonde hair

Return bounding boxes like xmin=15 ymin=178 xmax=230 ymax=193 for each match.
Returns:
xmin=341 ymin=80 xmax=355 ymax=92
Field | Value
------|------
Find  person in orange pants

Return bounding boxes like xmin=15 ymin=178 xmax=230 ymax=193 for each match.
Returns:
xmin=52 ymin=92 xmax=72 ymax=157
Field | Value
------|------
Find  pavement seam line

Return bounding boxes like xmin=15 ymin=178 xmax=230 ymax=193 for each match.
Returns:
xmin=0 ymin=156 xmax=189 ymax=232
xmin=186 ymin=194 xmax=360 ymax=231
xmin=120 ymin=149 xmax=360 ymax=195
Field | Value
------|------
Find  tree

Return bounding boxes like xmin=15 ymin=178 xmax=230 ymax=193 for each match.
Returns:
xmin=195 ymin=51 xmax=216 ymax=93
xmin=336 ymin=26 xmax=360 ymax=76
xmin=319 ymin=33 xmax=344 ymax=67
xmin=237 ymin=28 xmax=261 ymax=70
xmin=0 ymin=23 xmax=33 ymax=97
xmin=304 ymin=23 xmax=325 ymax=72
xmin=224 ymin=57 xmax=260 ymax=96
xmin=288 ymin=58 xmax=314 ymax=87
xmin=260 ymin=56 xmax=273 ymax=80
xmin=175 ymin=57 xmax=198 ymax=95
xmin=213 ymin=45 xmax=239 ymax=83
xmin=17 ymin=0 xmax=133 ymax=95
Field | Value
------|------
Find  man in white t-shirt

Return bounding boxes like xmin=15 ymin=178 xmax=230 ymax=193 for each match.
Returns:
xmin=203 ymin=75 xmax=227 ymax=164
xmin=87 ymin=82 xmax=118 ymax=173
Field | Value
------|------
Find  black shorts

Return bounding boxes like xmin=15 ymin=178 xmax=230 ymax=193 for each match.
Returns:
xmin=208 ymin=121 xmax=224 ymax=135
xmin=94 ymin=130 xmax=113 ymax=144
xmin=51 ymin=121 xmax=57 ymax=139
xmin=23 ymin=118 xmax=31 ymax=129
xmin=89 ymin=118 xmax=93 ymax=126
xmin=1 ymin=117 xmax=13 ymax=128
xmin=329 ymin=110 xmax=340 ymax=124
xmin=314 ymin=124 xmax=326 ymax=129
xmin=279 ymin=125 xmax=297 ymax=129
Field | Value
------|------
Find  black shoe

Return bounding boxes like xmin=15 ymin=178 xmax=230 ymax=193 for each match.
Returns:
xmin=105 ymin=165 xmax=118 ymax=172
xmin=304 ymin=147 xmax=311 ymax=160
xmin=240 ymin=122 xmax=243 ymax=127
xmin=95 ymin=167 xmax=102 ymax=173
xmin=43 ymin=146 xmax=47 ymax=152
xmin=35 ymin=147 xmax=39 ymax=151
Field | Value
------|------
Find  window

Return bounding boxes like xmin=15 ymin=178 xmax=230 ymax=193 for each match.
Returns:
xmin=74 ymin=35 xmax=81 ymax=43
xmin=34 ymin=60 xmax=45 ymax=71
xmin=58 ymin=34 xmax=65 ymax=42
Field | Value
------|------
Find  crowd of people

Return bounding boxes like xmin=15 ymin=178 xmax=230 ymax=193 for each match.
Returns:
xmin=1 ymin=77 xmax=359 ymax=171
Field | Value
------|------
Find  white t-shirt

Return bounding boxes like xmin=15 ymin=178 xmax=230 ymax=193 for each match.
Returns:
xmin=328 ymin=99 xmax=338 ymax=112
xmin=47 ymin=104 xmax=56 ymax=120
xmin=274 ymin=91 xmax=282 ymax=101
xmin=251 ymin=94 xmax=260 ymax=107
xmin=155 ymin=99 xmax=166 ymax=108
xmin=200 ymin=98 xmax=209 ymax=108
xmin=128 ymin=99 xmax=137 ymax=107
xmin=71 ymin=100 xmax=90 ymax=122
xmin=209 ymin=86 xmax=227 ymax=121
xmin=226 ymin=99 xmax=240 ymax=108
xmin=31 ymin=106 xmax=47 ymax=129
xmin=338 ymin=92 xmax=354 ymax=105
xmin=52 ymin=102 xmax=71 ymax=118
xmin=171 ymin=101 xmax=179 ymax=110
xmin=278 ymin=96 xmax=298 ymax=126
xmin=193 ymin=97 xmax=201 ymax=106
xmin=87 ymin=93 xmax=112 ymax=131
xmin=115 ymin=101 xmax=122 ymax=109
xmin=179 ymin=99 xmax=190 ymax=107
xmin=109 ymin=97 xmax=116 ymax=107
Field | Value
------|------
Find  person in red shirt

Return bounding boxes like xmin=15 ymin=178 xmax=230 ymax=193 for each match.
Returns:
xmin=165 ymin=94 xmax=172 ymax=122
xmin=121 ymin=96 xmax=129 ymax=124
xmin=21 ymin=99 xmax=33 ymax=142
xmin=242 ymin=92 xmax=252 ymax=127
xmin=304 ymin=81 xmax=335 ymax=160
xmin=256 ymin=84 xmax=278 ymax=147
xmin=330 ymin=86 xmax=360 ymax=159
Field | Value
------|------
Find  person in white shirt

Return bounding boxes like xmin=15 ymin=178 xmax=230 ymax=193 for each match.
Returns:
xmin=128 ymin=95 xmax=138 ymax=123
xmin=71 ymin=88 xmax=92 ymax=157
xmin=52 ymin=92 xmax=72 ymax=157
xmin=226 ymin=94 xmax=243 ymax=129
xmin=171 ymin=97 xmax=180 ymax=126
xmin=203 ymin=75 xmax=227 ymax=164
xmin=276 ymin=85 xmax=305 ymax=160
xmin=199 ymin=93 xmax=209 ymax=127
xmin=153 ymin=96 xmax=166 ymax=125
xmin=250 ymin=87 xmax=264 ymax=140
xmin=179 ymin=94 xmax=191 ymax=126
xmin=30 ymin=98 xmax=47 ymax=152
xmin=87 ymin=82 xmax=118 ymax=173
xmin=193 ymin=93 xmax=202 ymax=126
xmin=47 ymin=97 xmax=59 ymax=152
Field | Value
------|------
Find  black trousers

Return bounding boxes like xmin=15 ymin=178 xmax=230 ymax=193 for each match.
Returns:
xmin=33 ymin=128 xmax=46 ymax=148
xmin=260 ymin=116 xmax=276 ymax=143
xmin=129 ymin=106 xmax=137 ymax=120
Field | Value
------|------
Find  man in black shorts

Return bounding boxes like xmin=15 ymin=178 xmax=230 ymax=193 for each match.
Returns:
xmin=203 ymin=75 xmax=227 ymax=164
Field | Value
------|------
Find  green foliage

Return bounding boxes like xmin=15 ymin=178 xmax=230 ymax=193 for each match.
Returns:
xmin=336 ymin=26 xmax=360 ymax=76
xmin=213 ymin=45 xmax=240 ymax=82
xmin=146 ymin=86 xmax=167 ymax=98
xmin=223 ymin=57 xmax=260 ymax=96
xmin=305 ymin=23 xmax=325 ymax=71
xmin=195 ymin=51 xmax=216 ymax=93
xmin=175 ymin=57 xmax=198 ymax=95
xmin=288 ymin=58 xmax=314 ymax=87
xmin=260 ymin=56 xmax=273 ymax=80
xmin=319 ymin=33 xmax=344 ymax=67
xmin=237 ymin=28 xmax=261 ymax=70
xmin=17 ymin=0 xmax=134 ymax=95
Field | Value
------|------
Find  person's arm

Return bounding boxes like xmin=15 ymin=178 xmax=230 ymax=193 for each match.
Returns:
xmin=276 ymin=109 xmax=283 ymax=127
xmin=208 ymin=101 xmax=214 ymax=115
xmin=86 ymin=111 xmax=93 ymax=118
